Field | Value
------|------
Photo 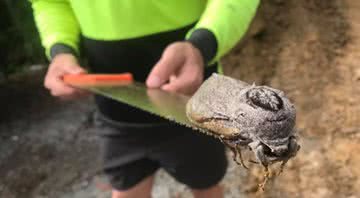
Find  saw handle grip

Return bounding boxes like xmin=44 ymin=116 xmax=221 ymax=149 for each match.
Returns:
xmin=63 ymin=73 xmax=134 ymax=86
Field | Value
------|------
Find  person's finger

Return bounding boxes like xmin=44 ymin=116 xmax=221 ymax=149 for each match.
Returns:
xmin=146 ymin=45 xmax=184 ymax=88
xmin=50 ymin=82 xmax=77 ymax=97
xmin=45 ymin=72 xmax=78 ymax=96
xmin=162 ymin=78 xmax=196 ymax=95
xmin=161 ymin=63 xmax=203 ymax=95
xmin=169 ymin=75 xmax=177 ymax=82
xmin=50 ymin=71 xmax=91 ymax=98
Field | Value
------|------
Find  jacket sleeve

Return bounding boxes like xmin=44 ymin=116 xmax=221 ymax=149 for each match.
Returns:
xmin=187 ymin=0 xmax=260 ymax=64
xmin=30 ymin=0 xmax=80 ymax=59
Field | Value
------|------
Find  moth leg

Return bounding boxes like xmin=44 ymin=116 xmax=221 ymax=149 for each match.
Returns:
xmin=258 ymin=165 xmax=270 ymax=191
xmin=277 ymin=160 xmax=288 ymax=176
xmin=277 ymin=136 xmax=299 ymax=176
xmin=235 ymin=145 xmax=249 ymax=169
xmin=248 ymin=159 xmax=259 ymax=164
xmin=220 ymin=139 xmax=248 ymax=169
xmin=253 ymin=145 xmax=266 ymax=165
xmin=220 ymin=139 xmax=238 ymax=163
xmin=253 ymin=144 xmax=271 ymax=191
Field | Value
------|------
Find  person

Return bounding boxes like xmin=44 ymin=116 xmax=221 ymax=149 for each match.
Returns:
xmin=30 ymin=1 xmax=259 ymax=197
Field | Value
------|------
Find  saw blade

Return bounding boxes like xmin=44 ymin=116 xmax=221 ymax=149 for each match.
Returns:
xmin=78 ymin=82 xmax=212 ymax=134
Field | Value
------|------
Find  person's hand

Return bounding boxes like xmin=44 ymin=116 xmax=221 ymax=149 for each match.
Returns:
xmin=44 ymin=54 xmax=90 ymax=100
xmin=146 ymin=42 xmax=204 ymax=95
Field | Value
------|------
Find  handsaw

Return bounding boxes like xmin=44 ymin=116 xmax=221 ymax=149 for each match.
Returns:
xmin=63 ymin=73 xmax=208 ymax=133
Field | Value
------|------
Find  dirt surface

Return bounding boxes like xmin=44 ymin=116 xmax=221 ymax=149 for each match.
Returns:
xmin=223 ymin=0 xmax=360 ymax=197
xmin=1 ymin=0 xmax=359 ymax=197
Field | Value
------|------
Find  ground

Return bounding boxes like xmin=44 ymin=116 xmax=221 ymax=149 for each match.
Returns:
xmin=0 ymin=0 xmax=359 ymax=197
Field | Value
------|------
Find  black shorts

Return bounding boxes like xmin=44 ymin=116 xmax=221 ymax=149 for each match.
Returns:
xmin=95 ymin=113 xmax=228 ymax=191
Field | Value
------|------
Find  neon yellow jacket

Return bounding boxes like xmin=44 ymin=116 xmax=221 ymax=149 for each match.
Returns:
xmin=30 ymin=0 xmax=259 ymax=62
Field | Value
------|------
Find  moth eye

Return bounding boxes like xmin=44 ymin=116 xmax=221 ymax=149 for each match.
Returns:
xmin=234 ymin=109 xmax=246 ymax=122
xmin=238 ymin=112 xmax=245 ymax=117
xmin=246 ymin=87 xmax=283 ymax=111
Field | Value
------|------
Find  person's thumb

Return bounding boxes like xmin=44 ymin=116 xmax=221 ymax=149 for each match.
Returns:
xmin=146 ymin=45 xmax=184 ymax=88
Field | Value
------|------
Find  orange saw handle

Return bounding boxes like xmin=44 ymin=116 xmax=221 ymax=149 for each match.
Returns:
xmin=63 ymin=73 xmax=134 ymax=86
